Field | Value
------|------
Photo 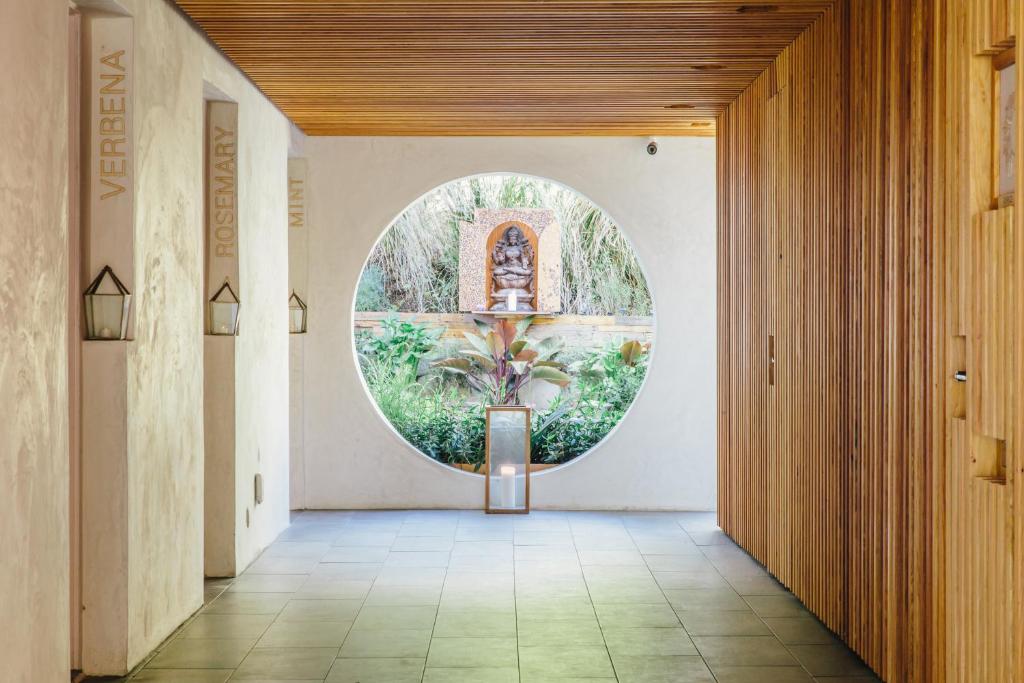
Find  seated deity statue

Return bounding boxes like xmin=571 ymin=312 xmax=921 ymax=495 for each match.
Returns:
xmin=489 ymin=225 xmax=535 ymax=311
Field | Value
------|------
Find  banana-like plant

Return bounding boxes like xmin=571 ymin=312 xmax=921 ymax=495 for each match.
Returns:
xmin=432 ymin=315 xmax=571 ymax=405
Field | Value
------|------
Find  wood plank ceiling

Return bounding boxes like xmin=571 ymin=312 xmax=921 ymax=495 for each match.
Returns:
xmin=173 ymin=0 xmax=832 ymax=136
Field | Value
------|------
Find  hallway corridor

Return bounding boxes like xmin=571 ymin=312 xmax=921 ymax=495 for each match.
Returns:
xmin=123 ymin=511 xmax=877 ymax=682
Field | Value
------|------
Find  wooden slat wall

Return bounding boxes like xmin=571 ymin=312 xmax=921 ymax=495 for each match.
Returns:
xmin=718 ymin=1 xmax=1023 ymax=681
xmin=944 ymin=2 xmax=1021 ymax=682
xmin=717 ymin=0 xmax=847 ymax=634
xmin=846 ymin=2 xmax=931 ymax=677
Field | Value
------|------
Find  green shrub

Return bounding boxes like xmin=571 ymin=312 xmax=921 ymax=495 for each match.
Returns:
xmin=532 ymin=341 xmax=649 ymax=463
xmin=358 ymin=315 xmax=443 ymax=372
xmin=362 ymin=359 xmax=487 ymax=468
xmin=359 ymin=318 xmax=649 ymax=468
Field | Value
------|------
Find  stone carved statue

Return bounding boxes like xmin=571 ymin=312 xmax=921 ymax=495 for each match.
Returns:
xmin=489 ymin=225 xmax=535 ymax=311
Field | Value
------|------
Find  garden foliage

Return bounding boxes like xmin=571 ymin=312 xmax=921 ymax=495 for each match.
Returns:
xmin=358 ymin=317 xmax=649 ymax=468
xmin=433 ymin=315 xmax=571 ymax=405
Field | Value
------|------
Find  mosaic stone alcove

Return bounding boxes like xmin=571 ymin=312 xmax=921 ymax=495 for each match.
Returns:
xmin=458 ymin=208 xmax=562 ymax=313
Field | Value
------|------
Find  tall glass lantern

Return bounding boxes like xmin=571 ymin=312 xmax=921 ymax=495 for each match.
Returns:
xmin=485 ymin=406 xmax=531 ymax=514
xmin=208 ymin=279 xmax=240 ymax=336
xmin=288 ymin=290 xmax=308 ymax=334
xmin=83 ymin=265 xmax=131 ymax=341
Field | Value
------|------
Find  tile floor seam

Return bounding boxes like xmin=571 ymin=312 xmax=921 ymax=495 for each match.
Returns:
xmin=689 ymin=525 xmax=789 ymax=682
xmin=241 ymin=512 xmax=371 ymax=681
xmin=576 ymin=516 xmax=624 ymax=682
xmin=511 ymin=516 xmax=522 ymax=683
xmin=122 ymin=511 xmax=879 ymax=683
xmin=643 ymin=515 xmax=723 ymax=682
xmin=692 ymin=524 xmax=877 ymax=683
xmin=124 ymin=580 xmax=237 ymax=681
xmin=739 ymin=592 xmax=820 ymax=681
xmin=418 ymin=518 xmax=447 ymax=683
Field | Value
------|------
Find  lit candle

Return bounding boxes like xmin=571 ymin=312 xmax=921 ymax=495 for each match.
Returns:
xmin=218 ymin=323 xmax=229 ymax=334
xmin=99 ymin=327 xmax=113 ymax=339
xmin=506 ymin=291 xmax=517 ymax=312
xmin=500 ymin=465 xmax=516 ymax=508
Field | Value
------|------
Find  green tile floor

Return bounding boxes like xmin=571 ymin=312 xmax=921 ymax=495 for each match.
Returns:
xmin=121 ymin=511 xmax=881 ymax=682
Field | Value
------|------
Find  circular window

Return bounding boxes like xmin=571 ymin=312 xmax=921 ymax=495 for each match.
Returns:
xmin=353 ymin=174 xmax=654 ymax=472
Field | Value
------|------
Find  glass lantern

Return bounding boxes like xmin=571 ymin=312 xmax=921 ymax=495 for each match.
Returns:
xmin=289 ymin=290 xmax=308 ymax=334
xmin=485 ymin=406 xmax=531 ymax=514
xmin=208 ymin=278 xmax=240 ymax=336
xmin=83 ymin=265 xmax=131 ymax=341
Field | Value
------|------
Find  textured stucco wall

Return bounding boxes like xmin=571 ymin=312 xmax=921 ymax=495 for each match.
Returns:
xmin=122 ymin=0 xmax=204 ymax=663
xmin=0 ymin=0 xmax=290 ymax=674
xmin=114 ymin=0 xmax=291 ymax=667
xmin=0 ymin=0 xmax=70 ymax=681
xmin=224 ymin=70 xmax=290 ymax=571
xmin=302 ymin=137 xmax=716 ymax=511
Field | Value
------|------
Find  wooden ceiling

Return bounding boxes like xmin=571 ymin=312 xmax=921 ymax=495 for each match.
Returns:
xmin=174 ymin=0 xmax=832 ymax=136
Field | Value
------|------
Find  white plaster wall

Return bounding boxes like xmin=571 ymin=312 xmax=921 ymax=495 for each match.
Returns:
xmin=114 ymin=0 xmax=291 ymax=665
xmin=0 ymin=1 xmax=70 ymax=680
xmin=0 ymin=0 xmax=290 ymax=673
xmin=303 ymin=137 xmax=716 ymax=511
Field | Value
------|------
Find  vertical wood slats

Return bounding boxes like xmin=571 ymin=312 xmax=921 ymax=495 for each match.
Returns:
xmin=1014 ymin=9 xmax=1024 ymax=678
xmin=718 ymin=0 xmax=1022 ymax=681
xmin=971 ymin=0 xmax=1017 ymax=54
xmin=970 ymin=209 xmax=1012 ymax=445
xmin=717 ymin=1 xmax=846 ymax=633
xmin=945 ymin=1 xmax=1021 ymax=681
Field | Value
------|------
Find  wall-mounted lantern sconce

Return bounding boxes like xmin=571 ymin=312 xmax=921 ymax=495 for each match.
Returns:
xmin=84 ymin=265 xmax=131 ymax=341
xmin=209 ymin=278 xmax=240 ymax=336
xmin=289 ymin=291 xmax=308 ymax=334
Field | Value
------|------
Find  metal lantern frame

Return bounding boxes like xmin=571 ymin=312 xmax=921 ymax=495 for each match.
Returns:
xmin=208 ymin=278 xmax=240 ymax=336
xmin=83 ymin=264 xmax=131 ymax=341
xmin=484 ymin=405 xmax=532 ymax=514
xmin=289 ymin=290 xmax=308 ymax=334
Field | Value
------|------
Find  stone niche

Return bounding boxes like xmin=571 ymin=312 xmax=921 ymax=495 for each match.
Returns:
xmin=459 ymin=208 xmax=562 ymax=313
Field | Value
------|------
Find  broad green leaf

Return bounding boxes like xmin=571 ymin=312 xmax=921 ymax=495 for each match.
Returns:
xmin=510 ymin=360 xmax=529 ymax=374
xmin=473 ymin=318 xmax=492 ymax=337
xmin=463 ymin=331 xmax=493 ymax=358
xmin=530 ymin=365 xmax=571 ymax=388
xmin=620 ymin=339 xmax=645 ymax=366
xmin=509 ymin=339 xmax=528 ymax=356
xmin=433 ymin=358 xmax=472 ymax=373
xmin=459 ymin=350 xmax=498 ymax=370
xmin=534 ymin=336 xmax=563 ymax=360
xmin=514 ymin=315 xmax=536 ymax=337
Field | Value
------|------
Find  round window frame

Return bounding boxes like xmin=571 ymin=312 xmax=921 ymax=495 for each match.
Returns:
xmin=350 ymin=171 xmax=658 ymax=478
